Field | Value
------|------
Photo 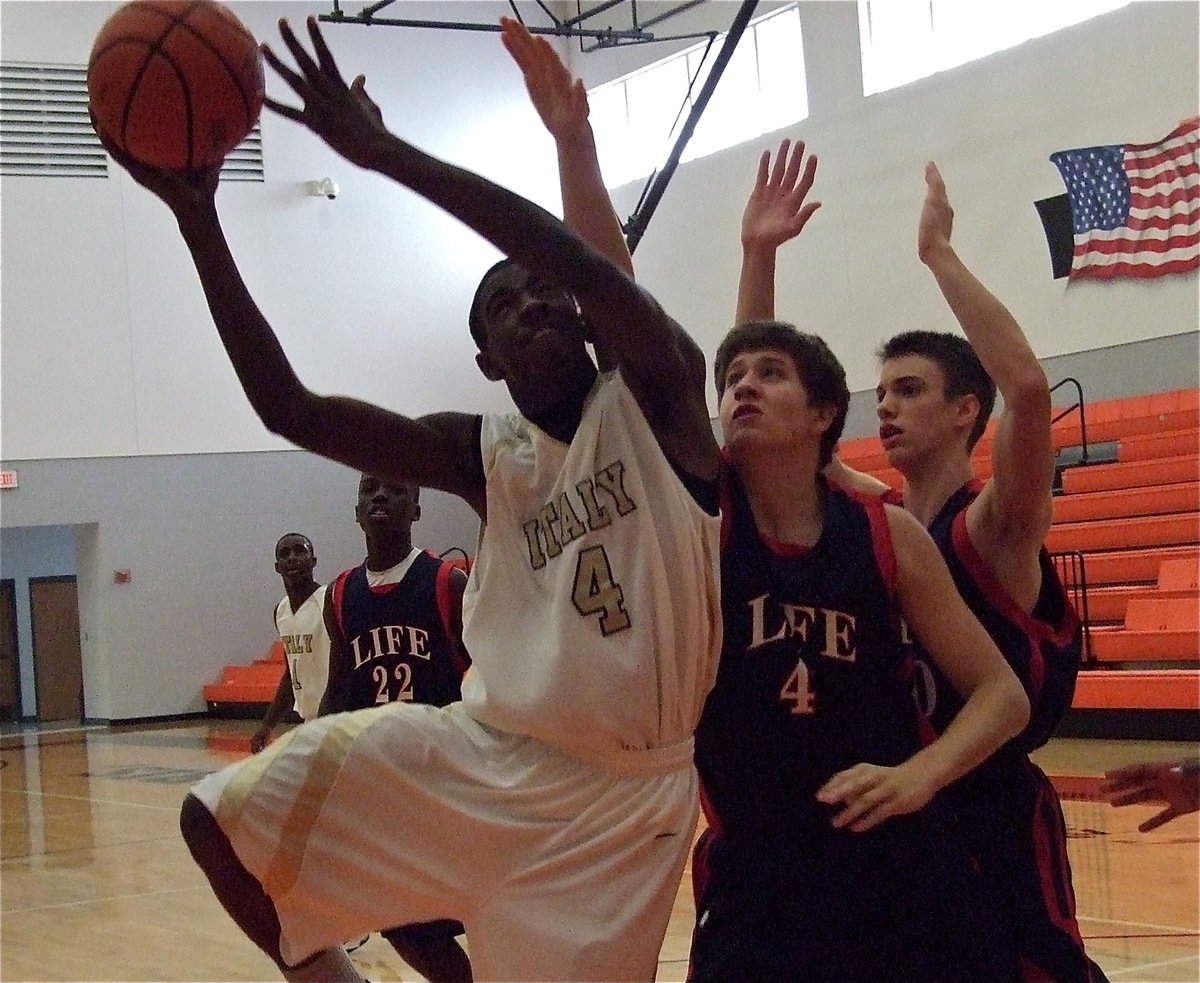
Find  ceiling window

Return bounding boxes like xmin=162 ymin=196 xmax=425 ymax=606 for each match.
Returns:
xmin=858 ymin=0 xmax=1134 ymax=96
xmin=590 ymin=4 xmax=808 ymax=189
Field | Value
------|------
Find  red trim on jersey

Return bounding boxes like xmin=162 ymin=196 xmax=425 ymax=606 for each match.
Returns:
xmin=330 ymin=568 xmax=353 ymax=636
xmin=433 ymin=555 xmax=471 ymax=680
xmin=760 ymin=533 xmax=811 ymax=558
xmin=948 ymin=509 xmax=1081 ymax=707
xmin=915 ymin=712 xmax=939 ymax=749
xmin=861 ymin=493 xmax=898 ymax=599
xmin=1029 ymin=777 xmax=1091 ymax=980
xmin=952 ymin=509 xmax=1078 ymax=649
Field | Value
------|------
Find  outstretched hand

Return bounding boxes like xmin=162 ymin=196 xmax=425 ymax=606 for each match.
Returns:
xmin=261 ymin=16 xmax=389 ymax=170
xmin=91 ymin=112 xmax=220 ymax=216
xmin=500 ymin=16 xmax=589 ymax=142
xmin=815 ymin=760 xmax=936 ymax=833
xmin=741 ymin=138 xmax=821 ymax=252
xmin=917 ymin=161 xmax=954 ymax=265
xmin=1101 ymin=758 xmax=1200 ymax=832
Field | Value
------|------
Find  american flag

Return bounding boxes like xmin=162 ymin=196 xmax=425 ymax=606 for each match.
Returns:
xmin=1049 ymin=118 xmax=1199 ymax=280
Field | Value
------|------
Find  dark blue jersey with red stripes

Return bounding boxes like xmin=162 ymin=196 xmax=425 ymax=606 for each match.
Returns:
xmin=694 ymin=468 xmax=920 ymax=844
xmin=912 ymin=481 xmax=1082 ymax=752
xmin=321 ymin=550 xmax=470 ymax=714
xmin=893 ymin=483 xmax=1103 ymax=982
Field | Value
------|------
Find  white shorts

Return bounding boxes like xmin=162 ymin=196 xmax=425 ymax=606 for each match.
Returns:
xmin=190 ymin=702 xmax=698 ymax=981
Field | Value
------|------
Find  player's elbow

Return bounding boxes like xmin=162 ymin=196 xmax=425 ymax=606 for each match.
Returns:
xmin=996 ymin=670 xmax=1032 ymax=743
xmin=253 ymin=385 xmax=318 ymax=444
xmin=1007 ymin=367 xmax=1052 ymax=420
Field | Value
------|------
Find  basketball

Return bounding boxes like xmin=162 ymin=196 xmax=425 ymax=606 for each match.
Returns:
xmin=87 ymin=0 xmax=264 ymax=171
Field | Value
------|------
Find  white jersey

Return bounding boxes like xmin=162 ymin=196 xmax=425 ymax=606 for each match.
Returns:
xmin=273 ymin=584 xmax=330 ymax=720
xmin=461 ymin=370 xmax=722 ymax=767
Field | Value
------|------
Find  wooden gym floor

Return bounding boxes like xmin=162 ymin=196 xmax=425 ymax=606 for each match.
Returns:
xmin=1 ymin=720 xmax=1196 ymax=982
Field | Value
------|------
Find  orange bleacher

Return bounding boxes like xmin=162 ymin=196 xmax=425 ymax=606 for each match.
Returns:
xmin=203 ymin=638 xmax=287 ymax=713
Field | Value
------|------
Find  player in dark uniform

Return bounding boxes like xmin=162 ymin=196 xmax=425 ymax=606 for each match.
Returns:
xmin=320 ymin=474 xmax=472 ymax=983
xmin=870 ymin=163 xmax=1103 ymax=982
xmin=689 ymin=321 xmax=1030 ymax=982
xmin=897 ymin=475 xmax=1094 ymax=982
xmin=320 ymin=476 xmax=469 ymax=715
xmin=733 ymin=147 xmax=1104 ymax=981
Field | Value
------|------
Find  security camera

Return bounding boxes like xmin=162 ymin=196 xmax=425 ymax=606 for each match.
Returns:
xmin=307 ymin=178 xmax=340 ymax=199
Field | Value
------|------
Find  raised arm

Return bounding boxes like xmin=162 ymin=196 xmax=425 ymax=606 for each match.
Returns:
xmin=500 ymin=16 xmax=630 ymax=371
xmin=94 ymin=127 xmax=486 ymax=514
xmin=735 ymin=138 xmax=820 ymax=324
xmin=500 ymin=17 xmax=632 ymax=280
xmin=264 ymin=17 xmax=717 ymax=480
xmin=919 ymin=163 xmax=1054 ymax=600
xmin=817 ymin=506 xmax=1029 ymax=832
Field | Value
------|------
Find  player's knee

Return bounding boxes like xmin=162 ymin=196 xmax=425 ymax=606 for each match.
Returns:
xmin=180 ymin=792 xmax=223 ymax=872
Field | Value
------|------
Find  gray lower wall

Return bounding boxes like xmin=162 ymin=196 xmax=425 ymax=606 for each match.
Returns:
xmin=0 ymin=450 xmax=479 ymax=722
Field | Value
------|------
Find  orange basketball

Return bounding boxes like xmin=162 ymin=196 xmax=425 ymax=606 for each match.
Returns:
xmin=87 ymin=0 xmax=264 ymax=171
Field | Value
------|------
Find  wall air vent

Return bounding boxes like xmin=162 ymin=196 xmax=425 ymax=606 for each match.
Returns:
xmin=0 ymin=62 xmax=263 ymax=181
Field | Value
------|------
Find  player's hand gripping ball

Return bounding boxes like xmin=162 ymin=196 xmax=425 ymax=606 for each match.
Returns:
xmin=88 ymin=0 xmax=264 ymax=171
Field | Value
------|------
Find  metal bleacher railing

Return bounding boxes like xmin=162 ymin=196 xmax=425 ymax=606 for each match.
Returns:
xmin=1050 ymin=549 xmax=1095 ymax=667
xmin=1049 ymin=376 xmax=1090 ymax=465
xmin=1047 ymin=377 xmax=1095 ymax=666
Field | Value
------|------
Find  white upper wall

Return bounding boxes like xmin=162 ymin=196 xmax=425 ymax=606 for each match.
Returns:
xmin=1 ymin=1 xmax=1197 ymax=461
xmin=1 ymin=0 xmax=563 ymax=460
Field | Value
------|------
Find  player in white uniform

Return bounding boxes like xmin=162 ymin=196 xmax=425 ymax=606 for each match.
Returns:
xmin=252 ymin=534 xmax=330 ymax=753
xmin=102 ymin=16 xmax=722 ymax=982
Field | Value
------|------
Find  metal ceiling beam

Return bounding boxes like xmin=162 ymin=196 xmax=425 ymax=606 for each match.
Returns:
xmin=319 ymin=0 xmax=719 ymax=46
xmin=624 ymin=0 xmax=758 ymax=253
xmin=317 ymin=0 xmax=761 ymax=252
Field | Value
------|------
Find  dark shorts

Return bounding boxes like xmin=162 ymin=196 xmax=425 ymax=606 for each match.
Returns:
xmin=689 ymin=812 xmax=1020 ymax=983
xmin=950 ymin=757 xmax=1108 ymax=982
xmin=381 ymin=919 xmax=465 ymax=947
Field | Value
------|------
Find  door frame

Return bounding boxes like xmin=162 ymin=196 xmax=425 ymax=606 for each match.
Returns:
xmin=0 ymin=578 xmax=21 ymax=721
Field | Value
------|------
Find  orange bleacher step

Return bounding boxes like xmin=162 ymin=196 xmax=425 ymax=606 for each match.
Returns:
xmin=1061 ymin=455 xmax=1199 ymax=495
xmin=1124 ymin=596 xmax=1200 ymax=632
xmin=1075 ymin=546 xmax=1198 ymax=587
xmin=1050 ymin=408 xmax=1200 ymax=449
xmin=1051 ymin=482 xmax=1199 ymax=524
xmin=1157 ymin=556 xmax=1200 ymax=591
xmin=212 ymin=662 xmax=284 ymax=686
xmin=1080 ymin=585 xmax=1196 ymax=624
xmin=1072 ymin=669 xmax=1200 ymax=710
xmin=1088 ymin=627 xmax=1200 ymax=662
xmin=204 ymin=642 xmax=286 ymax=707
xmin=1119 ymin=428 xmax=1200 ymax=463
xmin=203 ymin=680 xmax=278 ymax=704
xmin=1045 ymin=513 xmax=1199 ymax=554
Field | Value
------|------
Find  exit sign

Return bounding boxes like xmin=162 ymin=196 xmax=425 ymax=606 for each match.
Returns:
xmin=0 ymin=470 xmax=17 ymax=489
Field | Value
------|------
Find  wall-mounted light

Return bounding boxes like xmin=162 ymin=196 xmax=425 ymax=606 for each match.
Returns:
xmin=306 ymin=177 xmax=339 ymax=199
